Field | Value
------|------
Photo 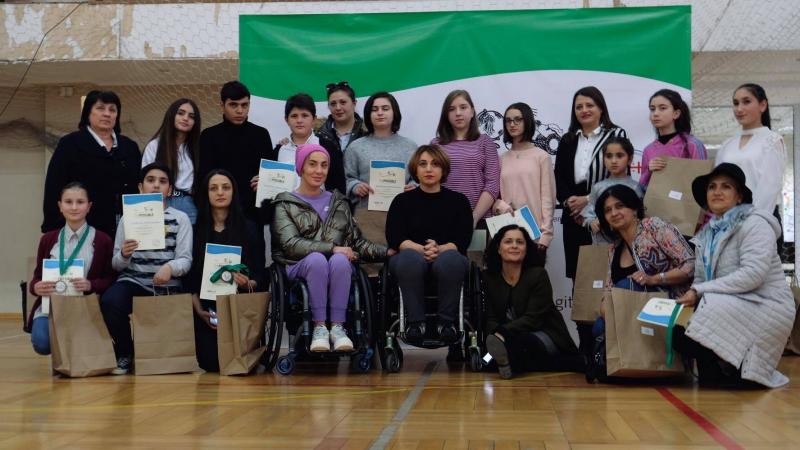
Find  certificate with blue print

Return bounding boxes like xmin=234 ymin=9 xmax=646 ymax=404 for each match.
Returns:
xmin=122 ymin=193 xmax=165 ymax=250
xmin=485 ymin=205 xmax=542 ymax=240
xmin=256 ymin=159 xmax=297 ymax=207
xmin=200 ymin=244 xmax=242 ymax=301
xmin=368 ymin=160 xmax=405 ymax=211
xmin=41 ymin=258 xmax=84 ymax=314
xmin=637 ymin=297 xmax=681 ymax=327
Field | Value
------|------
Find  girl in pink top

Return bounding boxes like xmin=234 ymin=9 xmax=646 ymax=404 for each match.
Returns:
xmin=493 ymin=102 xmax=556 ymax=252
xmin=640 ymin=89 xmax=707 ymax=188
xmin=432 ymin=90 xmax=500 ymax=227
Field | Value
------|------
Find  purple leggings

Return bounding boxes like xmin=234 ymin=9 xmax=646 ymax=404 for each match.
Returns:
xmin=286 ymin=252 xmax=352 ymax=323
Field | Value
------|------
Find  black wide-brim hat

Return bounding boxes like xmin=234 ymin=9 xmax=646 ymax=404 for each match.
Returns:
xmin=691 ymin=162 xmax=753 ymax=209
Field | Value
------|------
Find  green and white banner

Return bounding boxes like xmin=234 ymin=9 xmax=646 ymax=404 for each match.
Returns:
xmin=240 ymin=6 xmax=691 ymax=341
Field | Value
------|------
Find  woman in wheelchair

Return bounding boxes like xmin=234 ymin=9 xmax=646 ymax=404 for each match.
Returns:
xmin=483 ymin=224 xmax=583 ymax=379
xmin=385 ymin=144 xmax=473 ymax=342
xmin=272 ymin=144 xmax=388 ymax=352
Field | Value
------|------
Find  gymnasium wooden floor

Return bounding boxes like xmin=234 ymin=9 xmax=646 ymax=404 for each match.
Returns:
xmin=2 ymin=320 xmax=800 ymax=450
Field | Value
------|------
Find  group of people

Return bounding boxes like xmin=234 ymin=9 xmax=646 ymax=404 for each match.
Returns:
xmin=29 ymin=79 xmax=794 ymax=388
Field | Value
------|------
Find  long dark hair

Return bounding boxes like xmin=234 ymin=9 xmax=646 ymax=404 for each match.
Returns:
xmin=595 ymin=185 xmax=646 ymax=241
xmin=484 ymin=225 xmax=544 ymax=273
xmin=150 ymin=98 xmax=201 ymax=192
xmin=735 ymin=83 xmax=771 ymax=129
xmin=649 ymin=89 xmax=692 ymax=135
xmin=78 ymin=90 xmax=122 ymax=134
xmin=436 ymin=89 xmax=481 ymax=145
xmin=566 ymin=86 xmax=617 ymax=137
xmin=194 ymin=169 xmax=247 ymax=255
xmin=503 ymin=102 xmax=536 ymax=145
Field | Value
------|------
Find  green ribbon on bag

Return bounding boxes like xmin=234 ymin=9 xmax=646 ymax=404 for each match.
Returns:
xmin=665 ymin=303 xmax=683 ymax=367
xmin=209 ymin=264 xmax=250 ymax=284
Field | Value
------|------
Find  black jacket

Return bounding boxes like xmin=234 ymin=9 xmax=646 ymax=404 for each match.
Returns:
xmin=199 ymin=118 xmax=273 ymax=223
xmin=42 ymin=127 xmax=141 ymax=237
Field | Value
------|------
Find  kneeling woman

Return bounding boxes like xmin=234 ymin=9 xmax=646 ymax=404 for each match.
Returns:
xmin=273 ymin=144 xmax=387 ymax=352
xmin=675 ymin=163 xmax=794 ymax=388
xmin=483 ymin=225 xmax=583 ymax=379
xmin=189 ymin=169 xmax=265 ymax=372
xmin=385 ymin=145 xmax=473 ymax=342
xmin=28 ymin=182 xmax=116 ymax=355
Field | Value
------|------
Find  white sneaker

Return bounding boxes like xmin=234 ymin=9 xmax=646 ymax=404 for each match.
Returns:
xmin=330 ymin=324 xmax=354 ymax=352
xmin=310 ymin=326 xmax=330 ymax=352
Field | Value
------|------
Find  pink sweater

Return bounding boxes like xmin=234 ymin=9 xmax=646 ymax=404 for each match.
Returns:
xmin=493 ymin=146 xmax=556 ymax=247
xmin=640 ymin=133 xmax=707 ymax=187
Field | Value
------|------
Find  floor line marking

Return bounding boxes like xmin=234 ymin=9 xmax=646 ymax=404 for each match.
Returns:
xmin=369 ymin=360 xmax=438 ymax=450
xmin=0 ymin=334 xmax=25 ymax=342
xmin=656 ymin=387 xmax=744 ymax=450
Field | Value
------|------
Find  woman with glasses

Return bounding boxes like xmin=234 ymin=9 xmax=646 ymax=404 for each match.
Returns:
xmin=317 ymin=81 xmax=368 ymax=155
xmin=492 ymin=102 xmax=556 ymax=256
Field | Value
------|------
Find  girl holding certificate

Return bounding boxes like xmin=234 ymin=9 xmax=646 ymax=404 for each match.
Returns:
xmin=272 ymin=144 xmax=387 ymax=352
xmin=345 ymin=91 xmax=417 ymax=209
xmin=432 ymin=90 xmax=500 ymax=227
xmin=28 ymin=182 xmax=116 ymax=355
xmin=493 ymin=102 xmax=556 ymax=254
xmin=189 ymin=169 xmax=265 ymax=372
xmin=141 ymin=98 xmax=202 ymax=223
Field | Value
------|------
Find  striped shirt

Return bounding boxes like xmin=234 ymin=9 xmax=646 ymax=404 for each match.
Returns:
xmin=431 ymin=134 xmax=500 ymax=217
xmin=112 ymin=206 xmax=193 ymax=293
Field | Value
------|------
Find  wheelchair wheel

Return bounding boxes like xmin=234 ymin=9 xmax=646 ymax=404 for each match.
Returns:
xmin=261 ymin=265 xmax=285 ymax=370
xmin=468 ymin=346 xmax=483 ymax=372
xmin=276 ymin=354 xmax=295 ymax=376
xmin=383 ymin=346 xmax=402 ymax=373
xmin=350 ymin=347 xmax=373 ymax=373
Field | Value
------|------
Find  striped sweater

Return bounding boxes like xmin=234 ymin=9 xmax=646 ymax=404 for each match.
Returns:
xmin=112 ymin=206 xmax=193 ymax=293
xmin=431 ymin=134 xmax=500 ymax=218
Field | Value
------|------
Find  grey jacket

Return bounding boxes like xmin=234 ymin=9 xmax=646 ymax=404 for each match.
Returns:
xmin=271 ymin=190 xmax=387 ymax=265
xmin=688 ymin=206 xmax=795 ymax=387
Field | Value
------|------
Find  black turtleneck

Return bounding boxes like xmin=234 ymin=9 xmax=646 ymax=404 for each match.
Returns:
xmin=657 ymin=131 xmax=678 ymax=145
xmin=199 ymin=117 xmax=272 ymax=222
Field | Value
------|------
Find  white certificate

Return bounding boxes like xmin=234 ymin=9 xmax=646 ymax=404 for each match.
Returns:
xmin=485 ymin=205 xmax=542 ymax=240
xmin=122 ymin=193 xmax=165 ymax=250
xmin=200 ymin=244 xmax=242 ymax=301
xmin=368 ymin=160 xmax=405 ymax=212
xmin=41 ymin=258 xmax=84 ymax=315
xmin=256 ymin=159 xmax=297 ymax=207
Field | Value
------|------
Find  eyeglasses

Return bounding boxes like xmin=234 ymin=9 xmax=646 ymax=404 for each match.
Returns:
xmin=326 ymin=81 xmax=350 ymax=93
xmin=504 ymin=117 xmax=524 ymax=125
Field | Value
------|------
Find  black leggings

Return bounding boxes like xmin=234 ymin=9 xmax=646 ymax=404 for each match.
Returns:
xmin=504 ymin=331 xmax=585 ymax=373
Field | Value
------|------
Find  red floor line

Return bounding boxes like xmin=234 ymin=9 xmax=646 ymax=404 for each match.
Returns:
xmin=656 ymin=387 xmax=744 ymax=450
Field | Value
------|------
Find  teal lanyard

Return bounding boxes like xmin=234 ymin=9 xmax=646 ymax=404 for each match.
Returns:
xmin=665 ymin=304 xmax=682 ymax=367
xmin=59 ymin=226 xmax=90 ymax=275
xmin=209 ymin=264 xmax=250 ymax=284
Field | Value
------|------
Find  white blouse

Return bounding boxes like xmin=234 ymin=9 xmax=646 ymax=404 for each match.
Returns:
xmin=142 ymin=139 xmax=195 ymax=193
xmin=715 ymin=126 xmax=786 ymax=212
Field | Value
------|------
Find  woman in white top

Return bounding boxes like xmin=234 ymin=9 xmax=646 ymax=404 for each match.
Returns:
xmin=142 ymin=98 xmax=202 ymax=223
xmin=714 ymin=83 xmax=786 ymax=242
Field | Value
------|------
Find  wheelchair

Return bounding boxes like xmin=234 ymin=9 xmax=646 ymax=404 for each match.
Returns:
xmin=263 ymin=262 xmax=377 ymax=375
xmin=376 ymin=261 xmax=486 ymax=373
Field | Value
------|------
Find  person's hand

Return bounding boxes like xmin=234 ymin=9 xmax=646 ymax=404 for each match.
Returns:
xmin=590 ymin=220 xmax=601 ymax=234
xmin=630 ymin=270 xmax=653 ymax=286
xmin=574 ymin=215 xmax=584 ymax=226
xmin=353 ymin=183 xmax=374 ymax=198
xmin=567 ymin=195 xmax=589 ymax=215
xmin=599 ymin=298 xmax=606 ymax=318
xmin=69 ymin=277 xmax=92 ymax=293
xmin=121 ymin=239 xmax=138 ymax=258
xmin=403 ymin=183 xmax=416 ymax=192
xmin=493 ymin=332 xmax=505 ymax=342
xmin=196 ymin=309 xmax=217 ymax=330
xmin=423 ymin=239 xmax=439 ymax=262
xmin=333 ymin=246 xmax=356 ymax=261
xmin=33 ymin=280 xmax=55 ymax=297
xmin=278 ymin=137 xmax=290 ymax=146
xmin=250 ymin=175 xmax=259 ymax=191
xmin=387 ymin=248 xmax=397 ymax=257
xmin=649 ymin=157 xmax=667 ymax=172
xmin=676 ymin=288 xmax=698 ymax=307
xmin=153 ymin=264 xmax=173 ymax=285
xmin=232 ymin=272 xmax=251 ymax=288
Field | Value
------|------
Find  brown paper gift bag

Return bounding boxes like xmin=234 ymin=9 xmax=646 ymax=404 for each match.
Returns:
xmin=131 ymin=292 xmax=199 ymax=375
xmin=644 ymin=157 xmax=714 ymax=236
xmin=571 ymin=245 xmax=609 ymax=322
xmin=605 ymin=287 xmax=684 ymax=377
xmin=49 ymin=294 xmax=117 ymax=377
xmin=784 ymin=277 xmax=800 ymax=355
xmin=216 ymin=292 xmax=269 ymax=375
xmin=353 ymin=209 xmax=387 ymax=276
